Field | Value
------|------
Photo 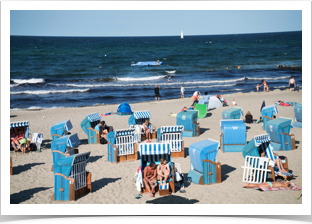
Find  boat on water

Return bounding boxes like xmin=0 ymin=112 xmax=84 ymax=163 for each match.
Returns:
xmin=181 ymin=31 xmax=184 ymax=39
xmin=131 ymin=61 xmax=163 ymax=66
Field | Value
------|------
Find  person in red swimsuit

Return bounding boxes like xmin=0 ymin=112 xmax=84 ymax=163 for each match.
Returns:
xmin=260 ymin=79 xmax=269 ymax=92
xmin=12 ymin=129 xmax=24 ymax=152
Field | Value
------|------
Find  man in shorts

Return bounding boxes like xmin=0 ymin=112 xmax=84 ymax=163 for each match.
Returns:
xmin=143 ymin=161 xmax=157 ymax=197
xmin=154 ymin=85 xmax=160 ymax=101
xmin=180 ymin=85 xmax=185 ymax=98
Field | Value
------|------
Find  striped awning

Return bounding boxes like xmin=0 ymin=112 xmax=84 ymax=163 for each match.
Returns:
xmin=10 ymin=121 xmax=29 ymax=129
xmin=134 ymin=111 xmax=151 ymax=119
xmin=140 ymin=143 xmax=171 ymax=155
xmin=67 ymin=133 xmax=80 ymax=148
xmin=254 ymin=134 xmax=271 ymax=147
xmin=87 ymin=113 xmax=102 ymax=122
xmin=115 ymin=128 xmax=135 ymax=137
xmin=161 ymin=125 xmax=184 ymax=133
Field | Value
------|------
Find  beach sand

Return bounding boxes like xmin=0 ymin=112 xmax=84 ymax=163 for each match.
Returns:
xmin=10 ymin=89 xmax=302 ymax=204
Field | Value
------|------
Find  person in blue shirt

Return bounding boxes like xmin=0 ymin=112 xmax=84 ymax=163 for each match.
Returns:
xmin=202 ymin=92 xmax=210 ymax=106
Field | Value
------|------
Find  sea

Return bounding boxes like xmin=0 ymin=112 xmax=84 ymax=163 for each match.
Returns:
xmin=10 ymin=31 xmax=302 ymax=110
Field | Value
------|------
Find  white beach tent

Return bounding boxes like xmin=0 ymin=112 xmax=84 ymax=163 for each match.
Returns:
xmin=208 ymin=96 xmax=223 ymax=108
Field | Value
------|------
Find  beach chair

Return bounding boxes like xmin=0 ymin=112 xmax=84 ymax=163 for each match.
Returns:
xmin=242 ymin=133 xmax=291 ymax=181
xmin=128 ymin=111 xmax=156 ymax=140
xmin=265 ymin=117 xmax=295 ymax=151
xmin=107 ymin=128 xmax=138 ymax=163
xmin=80 ymin=113 xmax=102 ymax=144
xmin=52 ymin=151 xmax=91 ymax=201
xmin=220 ymin=120 xmax=246 ymax=152
xmin=50 ymin=119 xmax=73 ymax=141
xmin=188 ymin=139 xmax=221 ymax=185
xmin=261 ymin=104 xmax=278 ymax=130
xmin=293 ymin=103 xmax=302 ymax=128
xmin=139 ymin=143 xmax=175 ymax=195
xmin=10 ymin=121 xmax=30 ymax=139
xmin=156 ymin=126 xmax=184 ymax=157
xmin=194 ymin=103 xmax=208 ymax=118
xmin=241 ymin=156 xmax=271 ymax=183
xmin=222 ymin=107 xmax=244 ymax=119
xmin=176 ymin=110 xmax=200 ymax=137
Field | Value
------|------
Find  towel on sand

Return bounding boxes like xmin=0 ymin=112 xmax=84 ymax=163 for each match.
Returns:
xmin=251 ymin=182 xmax=301 ymax=191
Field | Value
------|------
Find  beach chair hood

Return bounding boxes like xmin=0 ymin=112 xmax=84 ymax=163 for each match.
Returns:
xmin=222 ymin=107 xmax=243 ymax=119
xmin=128 ymin=111 xmax=151 ymax=126
xmin=51 ymin=119 xmax=73 ymax=138
xmin=80 ymin=113 xmax=101 ymax=135
xmin=242 ymin=133 xmax=271 ymax=158
xmin=220 ymin=120 xmax=246 ymax=145
xmin=10 ymin=121 xmax=30 ymax=138
xmin=265 ymin=117 xmax=293 ymax=143
xmin=51 ymin=133 xmax=80 ymax=152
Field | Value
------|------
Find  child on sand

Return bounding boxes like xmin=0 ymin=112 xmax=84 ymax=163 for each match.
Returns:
xmin=256 ymin=84 xmax=259 ymax=92
xmin=143 ymin=120 xmax=152 ymax=142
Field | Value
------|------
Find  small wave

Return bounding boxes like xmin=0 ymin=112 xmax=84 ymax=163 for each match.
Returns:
xmin=10 ymin=88 xmax=90 ymax=95
xmin=11 ymin=78 xmax=45 ymax=84
xmin=163 ymin=84 xmax=237 ymax=89
xmin=165 ymin=71 xmax=176 ymax=74
xmin=247 ymin=76 xmax=290 ymax=80
xmin=116 ymin=75 xmax=166 ymax=81
xmin=219 ymin=88 xmax=244 ymax=92
xmin=10 ymin=84 xmax=20 ymax=88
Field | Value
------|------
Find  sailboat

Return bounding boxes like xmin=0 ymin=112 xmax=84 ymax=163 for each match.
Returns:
xmin=181 ymin=31 xmax=183 ymax=39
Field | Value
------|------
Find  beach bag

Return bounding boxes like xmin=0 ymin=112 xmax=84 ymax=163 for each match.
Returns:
xmin=29 ymin=143 xmax=37 ymax=151
xmin=174 ymin=171 xmax=182 ymax=182
xmin=100 ymin=138 xmax=107 ymax=144
xmin=133 ymin=166 xmax=142 ymax=182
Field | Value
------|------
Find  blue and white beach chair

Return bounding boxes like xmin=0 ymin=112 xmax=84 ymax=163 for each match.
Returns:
xmin=242 ymin=133 xmax=292 ymax=181
xmin=188 ymin=139 xmax=221 ymax=185
xmin=265 ymin=117 xmax=295 ymax=151
xmin=139 ymin=143 xmax=175 ymax=195
xmin=10 ymin=121 xmax=30 ymax=139
xmin=261 ymin=104 xmax=278 ymax=130
xmin=222 ymin=107 xmax=244 ymax=119
xmin=156 ymin=125 xmax=184 ymax=157
xmin=293 ymin=103 xmax=302 ymax=128
xmin=128 ymin=111 xmax=156 ymax=140
xmin=52 ymin=151 xmax=91 ymax=201
xmin=220 ymin=120 xmax=246 ymax=152
xmin=107 ymin=128 xmax=138 ymax=163
xmin=50 ymin=119 xmax=73 ymax=141
xmin=80 ymin=113 xmax=102 ymax=144
xmin=176 ymin=110 xmax=200 ymax=137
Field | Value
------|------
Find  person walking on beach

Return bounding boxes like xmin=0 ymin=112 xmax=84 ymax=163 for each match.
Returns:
xmin=289 ymin=77 xmax=296 ymax=92
xmin=180 ymin=85 xmax=185 ymax=98
xmin=259 ymin=80 xmax=269 ymax=92
xmin=154 ymin=85 xmax=160 ymax=101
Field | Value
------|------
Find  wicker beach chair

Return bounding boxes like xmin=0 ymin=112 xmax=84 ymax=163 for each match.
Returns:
xmin=188 ymin=139 xmax=221 ymax=185
xmin=128 ymin=111 xmax=156 ymax=140
xmin=50 ymin=119 xmax=73 ymax=141
xmin=222 ymin=107 xmax=244 ymax=119
xmin=220 ymin=119 xmax=247 ymax=152
xmin=261 ymin=104 xmax=278 ymax=130
xmin=176 ymin=110 xmax=200 ymax=137
xmin=80 ymin=113 xmax=102 ymax=144
xmin=139 ymin=143 xmax=175 ymax=195
xmin=10 ymin=121 xmax=31 ymax=150
xmin=156 ymin=125 xmax=184 ymax=157
xmin=52 ymin=151 xmax=91 ymax=201
xmin=107 ymin=128 xmax=138 ymax=163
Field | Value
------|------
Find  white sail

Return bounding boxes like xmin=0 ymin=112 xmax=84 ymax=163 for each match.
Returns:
xmin=181 ymin=31 xmax=183 ymax=39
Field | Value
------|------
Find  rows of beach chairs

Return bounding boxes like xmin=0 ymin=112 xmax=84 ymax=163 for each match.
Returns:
xmin=10 ymin=101 xmax=302 ymax=201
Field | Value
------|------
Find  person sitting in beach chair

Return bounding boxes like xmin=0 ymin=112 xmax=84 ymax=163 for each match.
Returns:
xmin=157 ymin=158 xmax=170 ymax=188
xmin=143 ymin=161 xmax=157 ymax=197
xmin=143 ymin=120 xmax=152 ymax=142
xmin=259 ymin=148 xmax=288 ymax=174
xmin=12 ymin=129 xmax=27 ymax=152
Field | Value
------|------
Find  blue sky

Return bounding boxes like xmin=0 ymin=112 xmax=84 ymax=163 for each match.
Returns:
xmin=10 ymin=10 xmax=302 ymax=36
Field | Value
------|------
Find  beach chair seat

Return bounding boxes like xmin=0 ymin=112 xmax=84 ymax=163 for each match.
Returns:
xmin=80 ymin=113 xmax=102 ymax=144
xmin=52 ymin=151 xmax=91 ymax=201
xmin=176 ymin=110 xmax=200 ymax=137
xmin=139 ymin=143 xmax=175 ymax=195
xmin=242 ymin=133 xmax=291 ymax=181
xmin=220 ymin=120 xmax=246 ymax=152
xmin=188 ymin=139 xmax=221 ymax=185
xmin=141 ymin=123 xmax=156 ymax=141
xmin=157 ymin=125 xmax=184 ymax=157
xmin=107 ymin=128 xmax=138 ymax=163
xmin=128 ymin=111 xmax=156 ymax=139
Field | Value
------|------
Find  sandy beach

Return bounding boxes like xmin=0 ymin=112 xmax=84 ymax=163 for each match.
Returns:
xmin=10 ymin=89 xmax=302 ymax=204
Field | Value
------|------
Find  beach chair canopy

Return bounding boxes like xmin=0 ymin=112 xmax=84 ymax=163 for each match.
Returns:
xmin=176 ymin=110 xmax=198 ymax=131
xmin=294 ymin=103 xmax=302 ymax=123
xmin=10 ymin=121 xmax=30 ymax=138
xmin=87 ymin=113 xmax=102 ymax=122
xmin=140 ymin=143 xmax=171 ymax=166
xmin=128 ymin=111 xmax=151 ymax=126
xmin=53 ymin=151 xmax=91 ymax=177
xmin=261 ymin=104 xmax=278 ymax=117
xmin=242 ymin=133 xmax=271 ymax=158
xmin=51 ymin=119 xmax=73 ymax=138
xmin=222 ymin=107 xmax=243 ymax=119
xmin=51 ymin=133 xmax=81 ymax=152
xmin=117 ymin=103 xmax=133 ymax=115
xmin=265 ymin=117 xmax=293 ymax=143
xmin=220 ymin=120 xmax=246 ymax=145
xmin=207 ymin=96 xmax=223 ymax=108
xmin=189 ymin=139 xmax=219 ymax=174
xmin=81 ymin=112 xmax=102 ymax=135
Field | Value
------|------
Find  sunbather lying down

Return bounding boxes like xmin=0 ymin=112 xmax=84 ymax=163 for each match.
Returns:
xmin=243 ymin=181 xmax=294 ymax=189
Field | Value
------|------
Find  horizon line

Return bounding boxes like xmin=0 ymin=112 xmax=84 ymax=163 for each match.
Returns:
xmin=10 ymin=30 xmax=302 ymax=38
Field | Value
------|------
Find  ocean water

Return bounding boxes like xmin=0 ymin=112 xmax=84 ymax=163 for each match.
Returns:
xmin=10 ymin=31 xmax=302 ymax=110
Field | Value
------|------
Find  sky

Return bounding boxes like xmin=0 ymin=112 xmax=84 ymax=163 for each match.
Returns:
xmin=10 ymin=10 xmax=302 ymax=37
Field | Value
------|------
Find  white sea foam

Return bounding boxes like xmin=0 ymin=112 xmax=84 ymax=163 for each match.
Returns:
xmin=220 ymin=88 xmax=244 ymax=92
xmin=116 ymin=75 xmax=166 ymax=81
xmin=165 ymin=71 xmax=176 ymax=74
xmin=10 ymin=84 xmax=20 ymax=88
xmin=247 ymin=76 xmax=291 ymax=80
xmin=10 ymin=88 xmax=90 ymax=95
xmin=11 ymin=78 xmax=45 ymax=84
